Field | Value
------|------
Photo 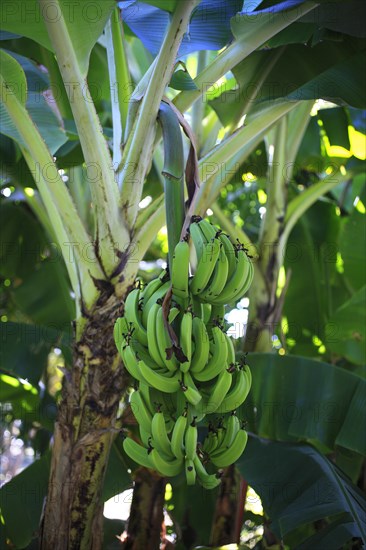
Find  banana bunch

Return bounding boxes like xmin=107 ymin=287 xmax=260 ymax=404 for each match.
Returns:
xmin=114 ymin=217 xmax=254 ymax=488
xmin=188 ymin=216 xmax=254 ymax=305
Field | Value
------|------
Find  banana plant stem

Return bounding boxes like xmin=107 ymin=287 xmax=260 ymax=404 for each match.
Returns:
xmin=119 ymin=0 xmax=200 ymax=229
xmin=158 ymin=102 xmax=185 ymax=273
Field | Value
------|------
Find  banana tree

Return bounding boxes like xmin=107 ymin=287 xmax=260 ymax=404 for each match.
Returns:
xmin=0 ymin=0 xmax=365 ymax=548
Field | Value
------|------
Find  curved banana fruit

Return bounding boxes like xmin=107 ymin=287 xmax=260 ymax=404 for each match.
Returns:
xmin=146 ymin=302 xmax=165 ymax=369
xmin=138 ymin=360 xmax=181 ymax=393
xmin=130 ymin=390 xmax=153 ymax=433
xmin=123 ymin=437 xmax=153 ymax=469
xmin=179 ymin=310 xmax=193 ymax=373
xmin=181 ymin=371 xmax=202 ymax=406
xmin=171 ymin=240 xmax=190 ymax=299
xmin=193 ymin=326 xmax=228 ymax=382
xmin=185 ymin=458 xmax=196 ymax=485
xmin=205 ymin=369 xmax=232 ymax=414
xmin=198 ymin=245 xmax=229 ymax=302
xmin=190 ymin=238 xmax=221 ymax=295
xmin=150 ymin=448 xmax=183 ymax=477
xmin=219 ymin=367 xmax=251 ymax=414
xmin=185 ymin=419 xmax=198 ymax=460
xmin=156 ymin=306 xmax=178 ymax=372
xmin=124 ymin=288 xmax=148 ymax=345
xmin=210 ymin=428 xmax=248 ymax=468
xmin=190 ymin=316 xmax=210 ymax=374
xmin=170 ymin=412 xmax=187 ymax=458
xmin=193 ymin=455 xmax=221 ymax=489
xmin=151 ymin=410 xmax=173 ymax=458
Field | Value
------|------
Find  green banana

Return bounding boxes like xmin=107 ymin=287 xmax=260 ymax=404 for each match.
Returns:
xmin=197 ymin=218 xmax=218 ymax=242
xmin=179 ymin=310 xmax=193 ymax=373
xmin=171 ymin=240 xmax=190 ymax=299
xmin=221 ymin=412 xmax=240 ymax=448
xmin=124 ymin=288 xmax=148 ymax=345
xmin=210 ymin=251 xmax=253 ymax=305
xmin=130 ymin=390 xmax=153 ymax=433
xmin=150 ymin=448 xmax=183 ymax=477
xmin=198 ymin=245 xmax=229 ymax=301
xmin=185 ymin=458 xmax=197 ymax=485
xmin=205 ymin=369 xmax=232 ymax=414
xmin=142 ymin=280 xmax=171 ymax=326
xmin=219 ymin=367 xmax=251 ymax=414
xmin=210 ymin=427 xmax=248 ymax=468
xmin=141 ymin=270 xmax=168 ymax=305
xmin=119 ymin=338 xmax=144 ymax=382
xmin=181 ymin=371 xmax=202 ymax=406
xmin=151 ymin=410 xmax=173 ymax=457
xmin=185 ymin=418 xmax=198 ymax=460
xmin=217 ymin=232 xmax=237 ymax=279
xmin=190 ymin=316 xmax=210 ymax=374
xmin=146 ymin=303 xmax=165 ymax=368
xmin=156 ymin=306 xmax=179 ymax=372
xmin=170 ymin=412 xmax=187 ymax=458
xmin=138 ymin=359 xmax=181 ymax=393
xmin=193 ymin=455 xmax=221 ymax=489
xmin=113 ymin=317 xmax=130 ymax=352
xmin=123 ymin=437 xmax=153 ymax=469
xmin=193 ymin=326 xmax=228 ymax=382
xmin=224 ymin=332 xmax=236 ymax=366
xmin=190 ymin=238 xmax=221 ymax=295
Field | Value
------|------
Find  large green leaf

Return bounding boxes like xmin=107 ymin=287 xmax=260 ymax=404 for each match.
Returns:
xmin=339 ymin=208 xmax=366 ymax=291
xmin=0 ymin=50 xmax=67 ymax=154
xmin=0 ymin=452 xmax=51 ymax=548
xmin=0 ymin=441 xmax=131 ymax=549
xmin=0 ymin=0 xmax=115 ymax=76
xmin=326 ymin=285 xmax=366 ymax=365
xmin=241 ymin=353 xmax=366 ymax=456
xmin=0 ymin=321 xmax=71 ymax=385
xmin=237 ymin=435 xmax=366 ymax=547
xmin=283 ymin=200 xmax=341 ymax=355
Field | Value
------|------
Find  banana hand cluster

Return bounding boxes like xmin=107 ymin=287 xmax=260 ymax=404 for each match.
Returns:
xmin=114 ymin=217 xmax=253 ymax=487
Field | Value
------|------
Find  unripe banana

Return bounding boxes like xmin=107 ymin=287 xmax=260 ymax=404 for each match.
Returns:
xmin=185 ymin=458 xmax=196 ymax=485
xmin=142 ymin=280 xmax=171 ymax=326
xmin=198 ymin=245 xmax=229 ymax=301
xmin=151 ymin=409 xmax=173 ymax=458
xmin=171 ymin=239 xmax=190 ymax=299
xmin=179 ymin=310 xmax=193 ymax=372
xmin=193 ymin=455 xmax=221 ymax=489
xmin=123 ymin=437 xmax=153 ymax=469
xmin=221 ymin=412 xmax=240 ymax=448
xmin=219 ymin=367 xmax=251 ymax=414
xmin=181 ymin=371 xmax=202 ymax=406
xmin=130 ymin=390 xmax=153 ymax=433
xmin=170 ymin=412 xmax=187 ymax=458
xmin=190 ymin=316 xmax=210 ymax=374
xmin=150 ymin=448 xmax=183 ymax=477
xmin=124 ymin=288 xmax=148 ymax=345
xmin=146 ymin=303 xmax=165 ymax=368
xmin=190 ymin=238 xmax=221 ymax=295
xmin=193 ymin=326 xmax=228 ymax=382
xmin=156 ymin=306 xmax=179 ymax=372
xmin=217 ymin=232 xmax=237 ymax=279
xmin=113 ymin=317 xmax=130 ymax=353
xmin=205 ymin=369 xmax=232 ymax=414
xmin=138 ymin=360 xmax=181 ymax=393
xmin=185 ymin=418 xmax=198 ymax=460
xmin=210 ymin=427 xmax=248 ymax=468
xmin=119 ymin=339 xmax=144 ymax=382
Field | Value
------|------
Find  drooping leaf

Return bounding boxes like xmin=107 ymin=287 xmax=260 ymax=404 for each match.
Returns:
xmin=0 ymin=452 xmax=51 ymax=548
xmin=339 ymin=208 xmax=366 ymax=291
xmin=0 ymin=51 xmax=67 ymax=154
xmin=0 ymin=321 xmax=71 ymax=385
xmin=241 ymin=353 xmax=366 ymax=456
xmin=318 ymin=107 xmax=350 ymax=150
xmin=120 ymin=0 xmax=243 ymax=55
xmin=0 ymin=0 xmax=115 ymax=76
xmin=326 ymin=285 xmax=366 ymax=365
xmin=237 ymin=435 xmax=366 ymax=546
